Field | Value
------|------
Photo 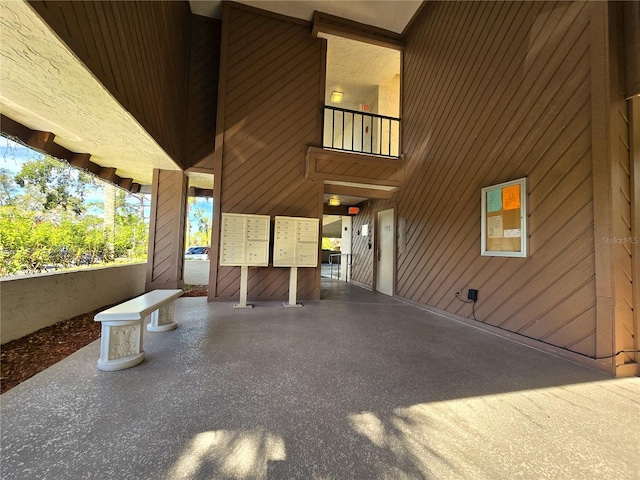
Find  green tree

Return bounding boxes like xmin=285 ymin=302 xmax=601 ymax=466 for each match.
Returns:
xmin=0 ymin=152 xmax=149 ymax=276
xmin=0 ymin=168 xmax=17 ymax=206
xmin=14 ymin=156 xmax=95 ymax=215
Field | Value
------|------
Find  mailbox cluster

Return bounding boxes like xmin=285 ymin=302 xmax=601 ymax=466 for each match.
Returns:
xmin=273 ymin=216 xmax=320 ymax=267
xmin=219 ymin=213 xmax=320 ymax=308
xmin=220 ymin=214 xmax=320 ymax=268
xmin=220 ymin=213 xmax=271 ymax=266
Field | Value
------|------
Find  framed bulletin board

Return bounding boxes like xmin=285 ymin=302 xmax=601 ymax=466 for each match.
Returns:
xmin=481 ymin=178 xmax=527 ymax=257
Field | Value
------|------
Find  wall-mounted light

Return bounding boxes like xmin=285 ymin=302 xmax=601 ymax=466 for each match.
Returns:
xmin=330 ymin=90 xmax=344 ymax=103
xmin=328 ymin=197 xmax=340 ymax=207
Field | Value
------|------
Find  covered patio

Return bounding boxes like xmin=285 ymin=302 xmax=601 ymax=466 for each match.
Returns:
xmin=2 ymin=279 xmax=638 ymax=479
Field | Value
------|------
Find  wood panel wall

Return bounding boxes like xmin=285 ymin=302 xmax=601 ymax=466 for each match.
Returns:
xmin=209 ymin=4 xmax=324 ymax=301
xmin=306 ymin=147 xmax=404 ymax=187
xmin=398 ymin=1 xmax=605 ymax=357
xmin=351 ymin=202 xmax=375 ymax=288
xmin=185 ymin=15 xmax=221 ymax=170
xmin=146 ymin=169 xmax=188 ymax=290
xmin=28 ymin=0 xmax=192 ymax=167
xmin=590 ymin=2 xmax=635 ymax=366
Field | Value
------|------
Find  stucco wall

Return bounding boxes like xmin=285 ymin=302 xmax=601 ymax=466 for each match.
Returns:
xmin=0 ymin=263 xmax=146 ymax=344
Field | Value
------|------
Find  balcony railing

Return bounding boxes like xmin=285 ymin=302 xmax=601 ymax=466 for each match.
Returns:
xmin=323 ymin=106 xmax=400 ymax=158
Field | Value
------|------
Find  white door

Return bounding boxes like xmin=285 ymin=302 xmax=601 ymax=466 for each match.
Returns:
xmin=340 ymin=216 xmax=352 ymax=281
xmin=376 ymin=208 xmax=394 ymax=296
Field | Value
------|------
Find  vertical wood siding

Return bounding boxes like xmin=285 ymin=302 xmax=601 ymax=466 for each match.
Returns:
xmin=29 ymin=0 xmax=191 ymax=167
xmin=400 ymin=1 xmax=600 ymax=355
xmin=606 ymin=3 xmax=634 ymax=363
xmin=185 ymin=16 xmax=221 ymax=170
xmin=212 ymin=5 xmax=323 ymax=301
xmin=613 ymin=98 xmax=634 ymax=361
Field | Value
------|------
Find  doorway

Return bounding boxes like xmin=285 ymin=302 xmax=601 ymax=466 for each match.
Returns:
xmin=376 ymin=208 xmax=394 ymax=296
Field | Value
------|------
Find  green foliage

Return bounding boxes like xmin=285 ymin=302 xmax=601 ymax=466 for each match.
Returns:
xmin=0 ymin=168 xmax=17 ymax=206
xmin=0 ymin=157 xmax=149 ymax=276
xmin=14 ymin=156 xmax=95 ymax=215
xmin=187 ymin=204 xmax=212 ymax=247
xmin=0 ymin=207 xmax=111 ymax=275
xmin=114 ymin=211 xmax=148 ymax=259
xmin=322 ymin=237 xmax=339 ymax=250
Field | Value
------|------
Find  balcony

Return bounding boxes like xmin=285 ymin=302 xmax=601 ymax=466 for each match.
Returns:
xmin=323 ymin=106 xmax=400 ymax=158
xmin=307 ymin=107 xmax=403 ymax=196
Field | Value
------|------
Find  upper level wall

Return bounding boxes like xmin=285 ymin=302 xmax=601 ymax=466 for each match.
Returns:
xmin=28 ymin=0 xmax=193 ymax=168
xmin=186 ymin=15 xmax=221 ymax=170
xmin=398 ymin=1 xmax=607 ymax=357
xmin=209 ymin=4 xmax=324 ymax=301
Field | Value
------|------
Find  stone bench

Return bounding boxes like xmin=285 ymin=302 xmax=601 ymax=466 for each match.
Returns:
xmin=94 ymin=289 xmax=183 ymax=371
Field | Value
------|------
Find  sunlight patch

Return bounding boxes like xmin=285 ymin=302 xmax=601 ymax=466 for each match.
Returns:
xmin=169 ymin=429 xmax=286 ymax=480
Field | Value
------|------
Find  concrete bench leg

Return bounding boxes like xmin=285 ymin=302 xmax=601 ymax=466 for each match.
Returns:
xmin=97 ymin=320 xmax=144 ymax=371
xmin=146 ymin=302 xmax=178 ymax=332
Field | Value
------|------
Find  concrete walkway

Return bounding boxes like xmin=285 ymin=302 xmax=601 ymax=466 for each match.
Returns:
xmin=1 ymin=280 xmax=638 ymax=479
xmin=184 ymin=259 xmax=210 ymax=285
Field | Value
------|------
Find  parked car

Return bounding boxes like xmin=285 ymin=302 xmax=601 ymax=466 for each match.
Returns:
xmin=185 ymin=246 xmax=210 ymax=260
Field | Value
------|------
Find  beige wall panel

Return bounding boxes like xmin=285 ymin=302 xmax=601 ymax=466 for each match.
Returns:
xmin=400 ymin=2 xmax=598 ymax=354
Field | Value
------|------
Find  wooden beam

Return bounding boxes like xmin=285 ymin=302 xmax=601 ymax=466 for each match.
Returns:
xmin=324 ymin=183 xmax=394 ymax=200
xmin=119 ymin=177 xmax=133 ymax=190
xmin=27 ymin=130 xmax=55 ymax=151
xmin=49 ymin=142 xmax=73 ymax=161
xmin=0 ymin=114 xmax=31 ymax=140
xmin=306 ymin=146 xmax=404 ymax=187
xmin=0 ymin=115 xmax=56 ymax=153
xmin=312 ymin=11 xmax=405 ymax=51
xmin=323 ymin=205 xmax=348 ymax=215
xmin=1 ymin=114 xmax=143 ymax=194
xmin=99 ymin=167 xmax=117 ymax=183
xmin=69 ymin=153 xmax=92 ymax=169
xmin=190 ymin=187 xmax=214 ymax=198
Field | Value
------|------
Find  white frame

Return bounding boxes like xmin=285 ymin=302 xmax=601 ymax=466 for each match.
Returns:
xmin=481 ymin=177 xmax=528 ymax=257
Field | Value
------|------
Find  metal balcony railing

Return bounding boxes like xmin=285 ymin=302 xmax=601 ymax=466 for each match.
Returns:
xmin=329 ymin=253 xmax=352 ymax=282
xmin=323 ymin=106 xmax=400 ymax=158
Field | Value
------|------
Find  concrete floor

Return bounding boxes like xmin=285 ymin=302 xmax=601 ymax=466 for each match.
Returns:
xmin=1 ymin=280 xmax=639 ymax=479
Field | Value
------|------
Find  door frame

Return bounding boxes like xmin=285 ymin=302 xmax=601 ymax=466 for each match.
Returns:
xmin=373 ymin=204 xmax=396 ymax=295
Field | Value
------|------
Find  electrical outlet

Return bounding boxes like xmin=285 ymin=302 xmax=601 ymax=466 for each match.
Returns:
xmin=468 ymin=289 xmax=478 ymax=302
